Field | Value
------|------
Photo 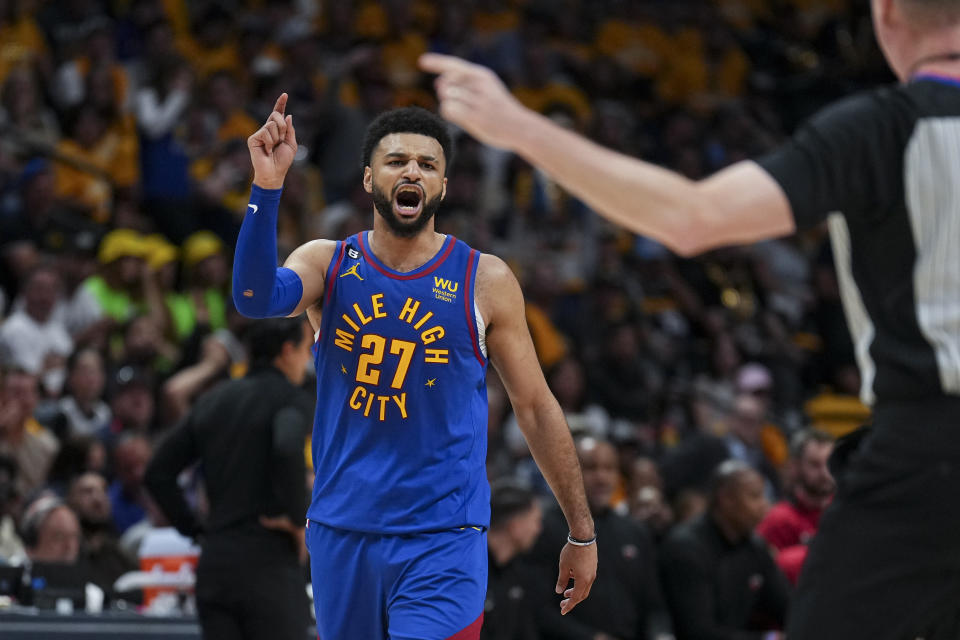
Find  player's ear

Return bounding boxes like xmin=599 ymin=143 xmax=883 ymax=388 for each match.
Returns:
xmin=872 ymin=0 xmax=895 ymax=28
xmin=363 ymin=167 xmax=373 ymax=194
xmin=441 ymin=176 xmax=447 ymax=201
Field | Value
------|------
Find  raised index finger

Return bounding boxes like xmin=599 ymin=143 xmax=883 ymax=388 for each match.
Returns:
xmin=418 ymin=53 xmax=477 ymax=75
xmin=273 ymin=93 xmax=288 ymax=115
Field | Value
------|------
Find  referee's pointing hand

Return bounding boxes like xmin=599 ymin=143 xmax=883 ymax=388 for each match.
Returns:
xmin=419 ymin=53 xmax=530 ymax=152
xmin=248 ymin=93 xmax=298 ymax=190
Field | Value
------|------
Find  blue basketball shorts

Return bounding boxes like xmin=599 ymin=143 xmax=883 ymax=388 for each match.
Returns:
xmin=306 ymin=520 xmax=487 ymax=640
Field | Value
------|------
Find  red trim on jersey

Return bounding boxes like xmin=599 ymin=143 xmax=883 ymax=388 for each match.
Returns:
xmin=359 ymin=231 xmax=456 ymax=280
xmin=446 ymin=613 xmax=483 ymax=640
xmin=464 ymin=249 xmax=485 ymax=368
xmin=318 ymin=241 xmax=347 ymax=343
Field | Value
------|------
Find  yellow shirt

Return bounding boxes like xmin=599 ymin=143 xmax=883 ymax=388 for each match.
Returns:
xmin=0 ymin=16 xmax=47 ymax=85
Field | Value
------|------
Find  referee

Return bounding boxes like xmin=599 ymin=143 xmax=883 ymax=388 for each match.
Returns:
xmin=145 ymin=317 xmax=314 ymax=640
xmin=422 ymin=1 xmax=960 ymax=637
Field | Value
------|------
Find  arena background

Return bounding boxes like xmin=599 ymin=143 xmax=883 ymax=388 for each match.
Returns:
xmin=0 ymin=0 xmax=885 ymax=638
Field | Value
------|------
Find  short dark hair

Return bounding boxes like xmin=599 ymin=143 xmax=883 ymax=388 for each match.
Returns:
xmin=361 ymin=107 xmax=454 ymax=171
xmin=245 ymin=316 xmax=307 ymax=369
xmin=789 ymin=428 xmax=834 ymax=460
xmin=490 ymin=480 xmax=536 ymax=530
xmin=707 ymin=459 xmax=755 ymax=503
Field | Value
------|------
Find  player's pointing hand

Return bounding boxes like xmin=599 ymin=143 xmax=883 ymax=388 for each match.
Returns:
xmin=418 ymin=53 xmax=531 ymax=152
xmin=248 ymin=93 xmax=298 ymax=190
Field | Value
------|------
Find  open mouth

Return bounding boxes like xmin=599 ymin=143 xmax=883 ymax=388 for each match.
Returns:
xmin=393 ymin=185 xmax=423 ymax=217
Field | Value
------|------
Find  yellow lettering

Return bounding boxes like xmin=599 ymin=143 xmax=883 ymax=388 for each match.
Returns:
xmin=433 ymin=277 xmax=459 ymax=293
xmin=421 ymin=326 xmax=445 ymax=344
xmin=377 ymin=395 xmax=390 ymax=421
xmin=342 ymin=313 xmax=360 ymax=332
xmin=349 ymin=386 xmax=366 ymax=410
xmin=353 ymin=303 xmax=373 ymax=326
xmin=413 ymin=311 xmax=434 ymax=330
xmin=389 ymin=339 xmax=416 ymax=389
xmin=424 ymin=348 xmax=449 ymax=363
xmin=363 ymin=391 xmax=375 ymax=417
xmin=371 ymin=293 xmax=387 ymax=319
xmin=334 ymin=329 xmax=355 ymax=351
xmin=356 ymin=335 xmax=384 ymax=385
xmin=392 ymin=393 xmax=408 ymax=419
xmin=399 ymin=297 xmax=420 ymax=323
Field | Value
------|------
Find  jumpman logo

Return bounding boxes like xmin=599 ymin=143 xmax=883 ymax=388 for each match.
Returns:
xmin=340 ymin=264 xmax=363 ymax=281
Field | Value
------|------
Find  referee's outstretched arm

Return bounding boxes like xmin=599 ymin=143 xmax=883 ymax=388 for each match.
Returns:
xmin=419 ymin=55 xmax=796 ymax=257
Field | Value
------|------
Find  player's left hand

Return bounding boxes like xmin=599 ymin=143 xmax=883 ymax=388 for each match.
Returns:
xmin=418 ymin=53 xmax=531 ymax=151
xmin=555 ymin=541 xmax=598 ymax=615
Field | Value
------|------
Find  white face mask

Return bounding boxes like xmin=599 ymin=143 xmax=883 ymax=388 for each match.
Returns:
xmin=42 ymin=367 xmax=67 ymax=397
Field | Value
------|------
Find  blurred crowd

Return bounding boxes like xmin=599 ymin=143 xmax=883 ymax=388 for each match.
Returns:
xmin=0 ymin=0 xmax=886 ymax=636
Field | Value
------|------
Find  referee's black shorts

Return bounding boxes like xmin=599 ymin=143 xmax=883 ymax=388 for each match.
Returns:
xmin=788 ymin=396 xmax=960 ymax=640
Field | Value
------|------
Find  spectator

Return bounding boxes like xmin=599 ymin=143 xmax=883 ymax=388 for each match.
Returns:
xmin=108 ymin=433 xmax=151 ymax=535
xmin=115 ymin=314 xmax=178 ymax=375
xmin=532 ymin=437 xmax=673 ymax=640
xmin=46 ymin=435 xmax=107 ymax=496
xmin=659 ymin=460 xmax=789 ymax=640
xmin=628 ymin=457 xmax=674 ymax=538
xmin=0 ymin=453 xmax=24 ymax=562
xmin=0 ymin=66 xmax=60 ymax=150
xmin=21 ymin=495 xmax=81 ymax=564
xmin=0 ymin=368 xmax=59 ymax=496
xmin=58 ymin=348 xmax=112 ymax=438
xmin=547 ymin=355 xmax=610 ymax=439
xmin=735 ymin=362 xmax=789 ymax=471
xmin=53 ymin=230 xmax=108 ymax=345
xmin=757 ymin=429 xmax=835 ymax=585
xmin=180 ymin=230 xmax=230 ymax=335
xmin=482 ymin=481 xmax=543 ymax=640
xmin=135 ymin=49 xmax=194 ymax=239
xmin=160 ymin=333 xmax=232 ymax=424
xmin=0 ymin=159 xmax=81 ymax=253
xmin=725 ymin=393 xmax=781 ymax=499
xmin=65 ymin=471 xmax=136 ymax=596
xmin=0 ymin=264 xmax=73 ymax=381
xmin=83 ymin=229 xmax=148 ymax=324
xmin=103 ymin=366 xmax=156 ymax=441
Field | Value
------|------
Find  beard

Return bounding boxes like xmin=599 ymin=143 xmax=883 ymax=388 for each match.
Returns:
xmin=799 ymin=476 xmax=836 ymax=500
xmin=372 ymin=182 xmax=443 ymax=238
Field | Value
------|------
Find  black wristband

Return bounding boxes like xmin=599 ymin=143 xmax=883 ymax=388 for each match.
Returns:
xmin=567 ymin=531 xmax=597 ymax=547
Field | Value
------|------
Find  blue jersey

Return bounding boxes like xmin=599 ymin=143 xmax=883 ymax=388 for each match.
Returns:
xmin=306 ymin=231 xmax=490 ymax=533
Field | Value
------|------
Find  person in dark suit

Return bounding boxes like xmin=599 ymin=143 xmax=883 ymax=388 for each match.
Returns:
xmin=483 ymin=481 xmax=543 ymax=640
xmin=145 ymin=316 xmax=314 ymax=640
xmin=532 ymin=438 xmax=673 ymax=640
xmin=659 ymin=460 xmax=789 ymax=640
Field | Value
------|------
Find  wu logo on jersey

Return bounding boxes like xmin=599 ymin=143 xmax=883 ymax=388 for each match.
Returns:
xmin=433 ymin=277 xmax=458 ymax=303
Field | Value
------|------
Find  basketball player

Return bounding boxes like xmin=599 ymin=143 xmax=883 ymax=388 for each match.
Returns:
xmin=233 ymin=97 xmax=597 ymax=640
xmin=421 ymin=1 xmax=960 ymax=637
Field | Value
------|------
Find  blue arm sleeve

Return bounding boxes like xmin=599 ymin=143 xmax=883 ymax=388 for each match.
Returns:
xmin=232 ymin=184 xmax=304 ymax=318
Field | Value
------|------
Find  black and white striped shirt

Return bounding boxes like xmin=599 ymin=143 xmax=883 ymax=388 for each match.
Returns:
xmin=759 ymin=76 xmax=960 ymax=405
